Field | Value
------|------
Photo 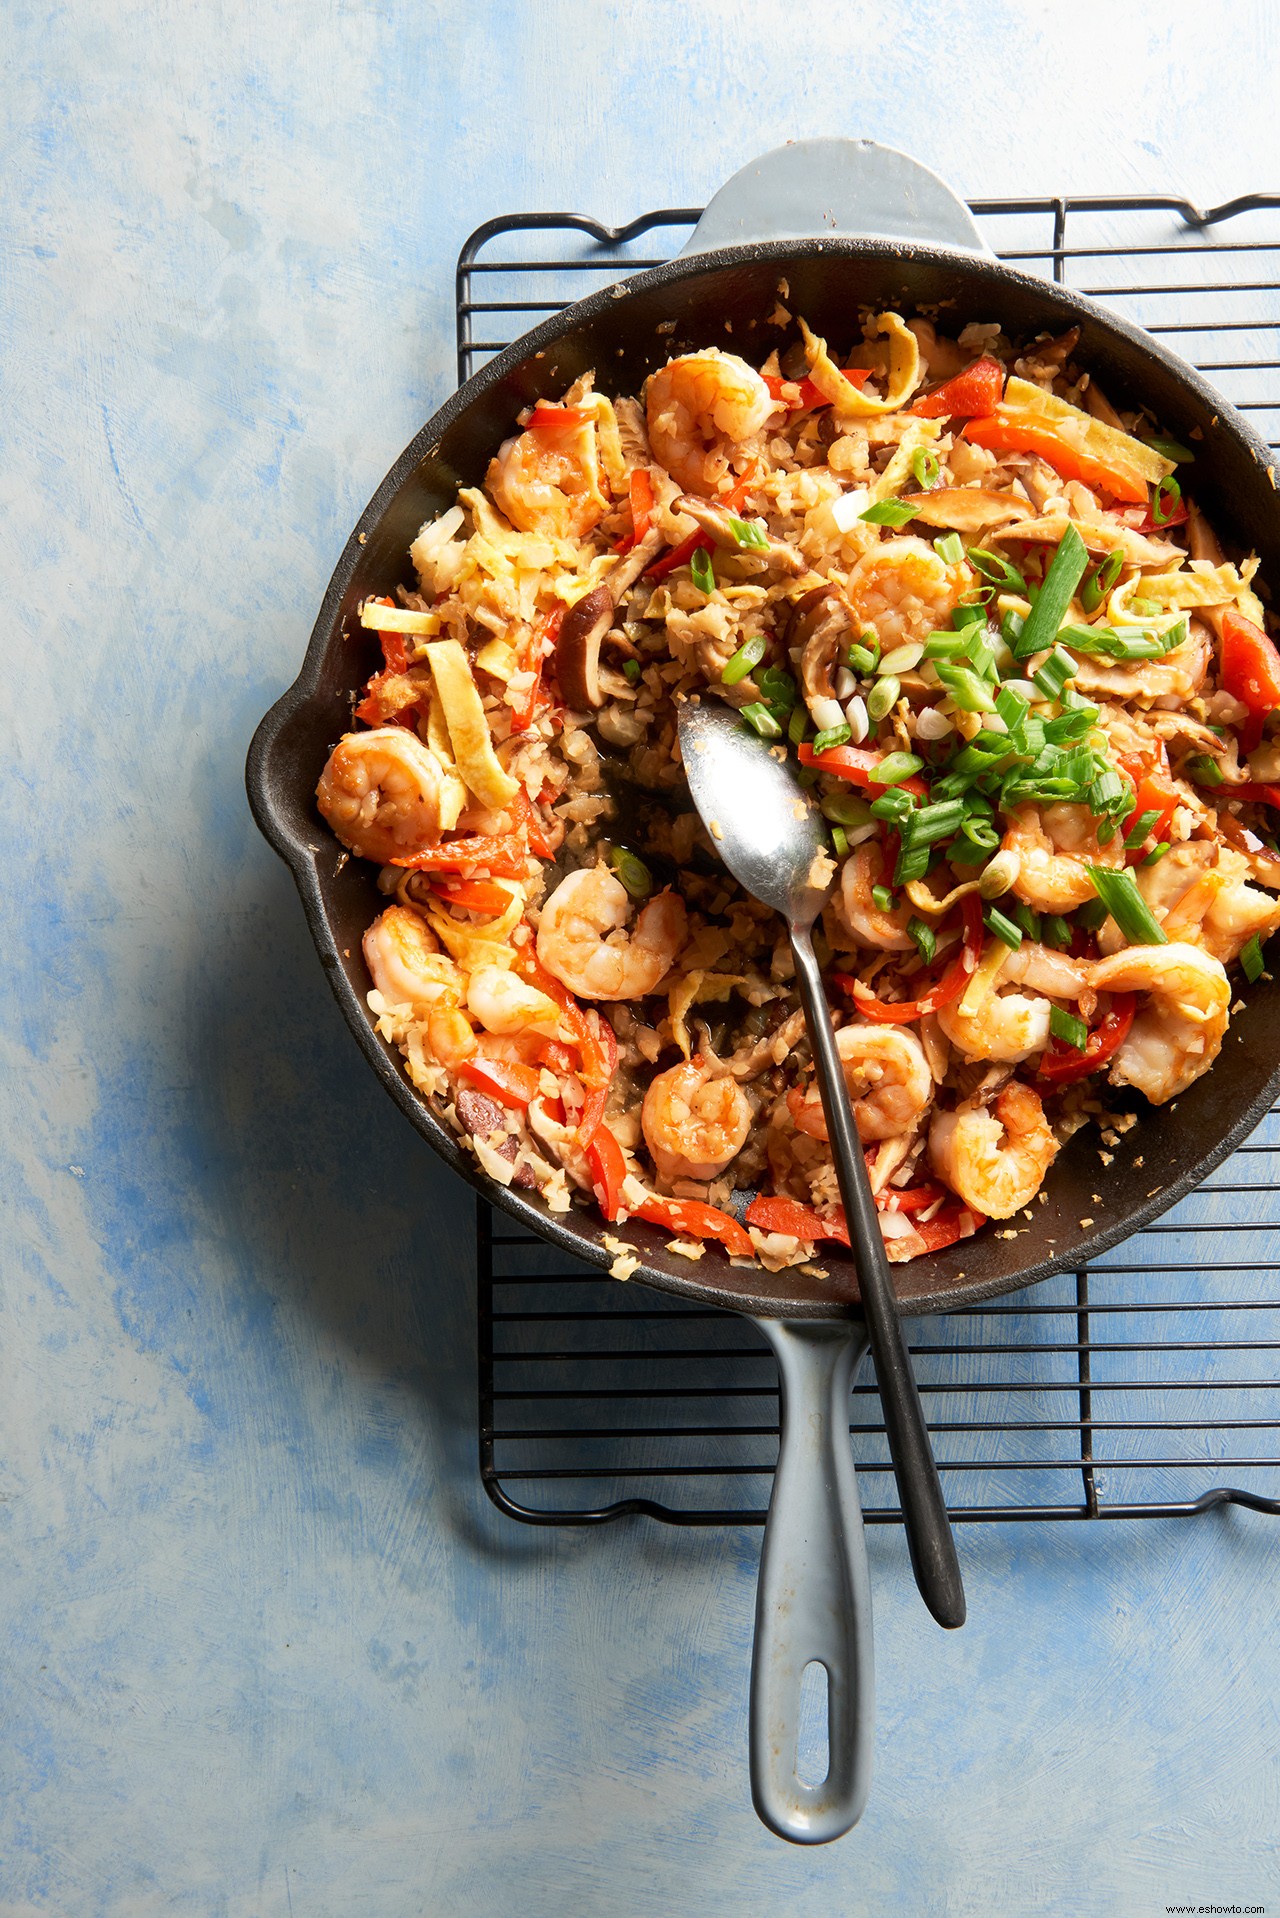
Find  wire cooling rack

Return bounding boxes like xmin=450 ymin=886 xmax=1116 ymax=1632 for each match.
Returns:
xmin=462 ymin=192 xmax=1280 ymax=1527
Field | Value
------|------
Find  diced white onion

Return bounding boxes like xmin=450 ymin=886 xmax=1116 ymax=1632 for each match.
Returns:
xmin=844 ymin=693 xmax=869 ymax=743
xmin=981 ymin=713 xmax=1009 ymax=733
xmin=846 ymin=821 xmax=879 ymax=847
xmin=834 ymin=666 xmax=856 ymax=700
xmin=916 ymin=705 xmax=954 ymax=740
xmin=830 ymin=487 xmax=871 ymax=533
xmin=808 ymin=694 xmax=846 ymax=733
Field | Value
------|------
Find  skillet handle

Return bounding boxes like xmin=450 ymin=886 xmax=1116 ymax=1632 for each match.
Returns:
xmin=749 ymin=1317 xmax=874 ymax=1845
xmin=679 ymin=138 xmax=989 ymax=259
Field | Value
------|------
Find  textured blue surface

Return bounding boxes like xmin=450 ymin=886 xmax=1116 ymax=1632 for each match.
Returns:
xmin=5 ymin=3 xmax=1280 ymax=1909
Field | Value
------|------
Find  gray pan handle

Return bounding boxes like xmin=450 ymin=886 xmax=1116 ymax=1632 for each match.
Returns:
xmin=679 ymin=138 xmax=990 ymax=258
xmin=749 ymin=1318 xmax=874 ymax=1845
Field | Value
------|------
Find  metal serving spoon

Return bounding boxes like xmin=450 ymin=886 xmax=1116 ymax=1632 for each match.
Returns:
xmin=678 ymin=699 xmax=965 ymax=1635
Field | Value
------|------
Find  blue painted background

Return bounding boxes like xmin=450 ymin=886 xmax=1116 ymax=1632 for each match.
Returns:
xmin=4 ymin=2 xmax=1280 ymax=1910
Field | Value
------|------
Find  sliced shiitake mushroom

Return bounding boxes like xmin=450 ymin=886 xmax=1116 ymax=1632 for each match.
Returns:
xmin=783 ymin=586 xmax=853 ymax=705
xmin=555 ymin=525 xmax=665 ymax=710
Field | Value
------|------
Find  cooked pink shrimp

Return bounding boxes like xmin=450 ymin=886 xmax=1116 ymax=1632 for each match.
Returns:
xmin=1087 ymin=943 xmax=1231 ymax=1103
xmin=486 ymin=403 xmax=608 ymax=539
xmin=642 ymin=1057 xmax=753 ymax=1182
xmin=845 ymin=537 xmax=967 ymax=649
xmin=317 ymin=728 xmax=459 ymax=863
xmin=1001 ymin=802 xmax=1125 ymax=913
xmin=837 ymin=840 xmax=915 ymax=951
xmin=536 ymin=868 xmax=687 ymax=1000
xmin=363 ymin=906 xmax=464 ymax=1009
xmin=645 ymin=350 xmax=775 ymax=497
xmin=1101 ymin=841 xmax=1280 ymax=967
xmin=929 ymin=1080 xmax=1057 ymax=1219
xmin=790 ymin=1023 xmax=933 ymax=1143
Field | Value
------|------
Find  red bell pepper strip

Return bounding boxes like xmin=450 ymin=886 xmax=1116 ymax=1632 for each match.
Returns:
xmin=392 ymin=836 xmax=528 ymax=878
xmin=1223 ymin=782 xmax=1280 ymax=810
xmin=512 ymin=948 xmax=618 ymax=1089
xmin=1220 ymin=609 xmax=1280 ymax=722
xmin=507 ymin=788 xmax=560 ymax=860
xmin=575 ymin=1085 xmax=608 ymax=1150
xmin=744 ymin=1196 xmax=851 ymax=1246
xmin=962 ymin=416 xmax=1149 ymax=505
xmin=510 ymin=608 xmax=563 ymax=735
xmin=913 ymin=1204 xmax=986 ymax=1253
xmin=615 ymin=468 xmax=656 ymax=553
xmin=645 ymin=464 xmax=759 ymax=578
xmin=1038 ymin=993 xmax=1136 ymax=1085
xmin=831 ymin=894 xmax=984 ymax=1025
xmin=762 ymin=367 xmax=872 ymax=409
xmin=797 ymin=741 xmax=930 ymax=800
xmin=587 ymin=1122 xmax=627 ymax=1221
xmin=880 ymin=1182 xmax=948 ymax=1215
xmin=430 ymin=876 xmax=513 ymax=916
xmin=910 ymin=356 xmax=1005 ymax=419
xmin=457 ymin=1056 xmax=541 ymax=1109
xmin=1116 ymin=752 xmax=1180 ymax=863
xmin=633 ymin=1194 xmax=753 ymax=1259
xmin=526 ymin=403 xmax=591 ymax=433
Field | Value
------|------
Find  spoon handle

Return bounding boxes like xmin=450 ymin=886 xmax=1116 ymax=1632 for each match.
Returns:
xmin=788 ymin=923 xmax=966 ymax=1631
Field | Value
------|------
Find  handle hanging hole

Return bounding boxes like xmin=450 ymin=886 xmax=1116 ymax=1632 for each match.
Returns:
xmin=796 ymin=1659 xmax=831 ymax=1787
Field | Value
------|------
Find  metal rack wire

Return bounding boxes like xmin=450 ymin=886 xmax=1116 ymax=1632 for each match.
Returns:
xmin=462 ymin=193 xmax=1280 ymax=1527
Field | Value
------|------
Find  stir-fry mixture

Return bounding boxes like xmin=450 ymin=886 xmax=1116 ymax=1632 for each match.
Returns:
xmin=316 ymin=307 xmax=1280 ymax=1272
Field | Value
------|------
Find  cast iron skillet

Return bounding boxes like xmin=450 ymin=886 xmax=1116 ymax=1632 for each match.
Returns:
xmin=247 ymin=142 xmax=1280 ymax=1842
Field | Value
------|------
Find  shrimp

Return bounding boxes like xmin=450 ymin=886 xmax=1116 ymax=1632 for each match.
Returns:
xmin=938 ymin=985 xmax=1053 ymax=1064
xmin=1071 ymin=616 xmax=1212 ymax=706
xmin=486 ymin=404 xmax=608 ymax=539
xmin=363 ymin=905 xmax=464 ymax=1009
xmin=317 ymin=728 xmax=459 ymax=864
xmin=1099 ymin=842 xmax=1280 ymax=967
xmin=466 ymin=965 xmax=563 ymax=1037
xmin=929 ymin=1080 xmax=1057 ymax=1219
xmin=790 ymin=1023 xmax=933 ymax=1143
xmin=1001 ymin=802 xmax=1125 ymax=913
xmin=845 ymin=537 xmax=967 ymax=649
xmin=536 ymin=867 xmax=687 ymax=1000
xmin=1087 ymin=942 xmax=1231 ymax=1104
xmin=645 ymin=350 xmax=775 ymax=497
xmin=641 ymin=1056 xmax=753 ymax=1182
xmin=837 ymin=840 xmax=915 ymax=950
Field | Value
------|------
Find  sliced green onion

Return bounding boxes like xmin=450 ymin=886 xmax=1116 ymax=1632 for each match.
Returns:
xmin=936 ymin=662 xmax=997 ymax=713
xmin=1001 ymin=608 xmax=1026 ymax=651
xmin=821 ymin=791 xmax=874 ymax=827
xmin=960 ymin=817 xmax=1000 ymax=851
xmin=622 ymin=657 xmax=641 ymax=683
xmin=1043 ymin=913 xmax=1071 ymax=951
xmin=867 ymin=676 xmax=901 ymax=722
xmin=1013 ymin=901 xmax=1041 ymax=942
xmin=861 ymin=499 xmax=918 ymax=527
xmin=879 ymin=641 xmax=924 ymax=675
xmin=908 ymin=916 xmax=937 ymax=965
xmin=1033 ymin=646 xmax=1078 ymax=701
xmin=1142 ymin=431 xmax=1194 ymax=463
xmin=1076 ymin=897 xmax=1109 ymax=932
xmin=953 ymin=601 xmax=987 ymax=630
xmin=1086 ymin=768 xmax=1130 ymax=818
xmin=901 ymin=798 xmax=965 ymax=847
xmin=996 ymin=685 xmax=1030 ymax=731
xmin=950 ymin=837 xmax=989 ymax=867
xmin=609 ymin=846 xmax=653 ymax=898
xmin=1012 ymin=522 xmax=1089 ymax=658
xmin=911 ymin=448 xmax=940 ymax=490
xmin=934 ymin=532 xmax=964 ymax=566
xmin=758 ymin=665 xmax=796 ymax=711
xmin=846 ymin=642 xmax=878 ymax=674
xmin=727 ymin=515 xmax=769 ymax=550
xmin=1241 ymin=933 xmax=1266 ymax=982
xmin=1150 ymin=475 xmax=1183 ymax=525
xmin=1049 ymin=1004 xmax=1089 ymax=1051
xmin=740 ymin=701 xmax=782 ymax=740
xmin=1128 ymin=597 xmax=1159 ymax=618
xmin=721 ymin=631 xmax=767 ymax=686
xmin=874 ymin=750 xmax=924 ymax=787
xmin=1141 ymin=840 xmax=1171 ymax=867
xmin=812 ymin=722 xmax=853 ymax=754
xmin=830 ymin=824 xmax=850 ymax=858
xmin=1186 ymin=754 xmax=1225 ymax=787
xmin=1079 ymin=547 xmax=1125 ymax=615
xmin=797 ymin=765 xmax=817 ymax=788
xmin=1056 ymin=619 xmax=1185 ymax=663
xmin=690 ymin=545 xmax=716 ymax=594
xmin=984 ymin=905 xmax=1024 ymax=950
xmin=787 ymin=705 xmax=809 ymax=746
xmin=869 ymin=788 xmax=916 ymax=825
xmin=968 ymin=548 xmax=1027 ymax=595
xmin=968 ymin=633 xmax=997 ymax=681
xmin=924 ymin=632 xmax=970 ymax=660
xmin=871 ymin=884 xmax=895 ymax=913
xmin=1123 ymin=809 xmax=1162 ymax=849
xmin=1086 ymin=864 xmax=1168 ymax=945
xmin=894 ymin=842 xmax=933 ymax=885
